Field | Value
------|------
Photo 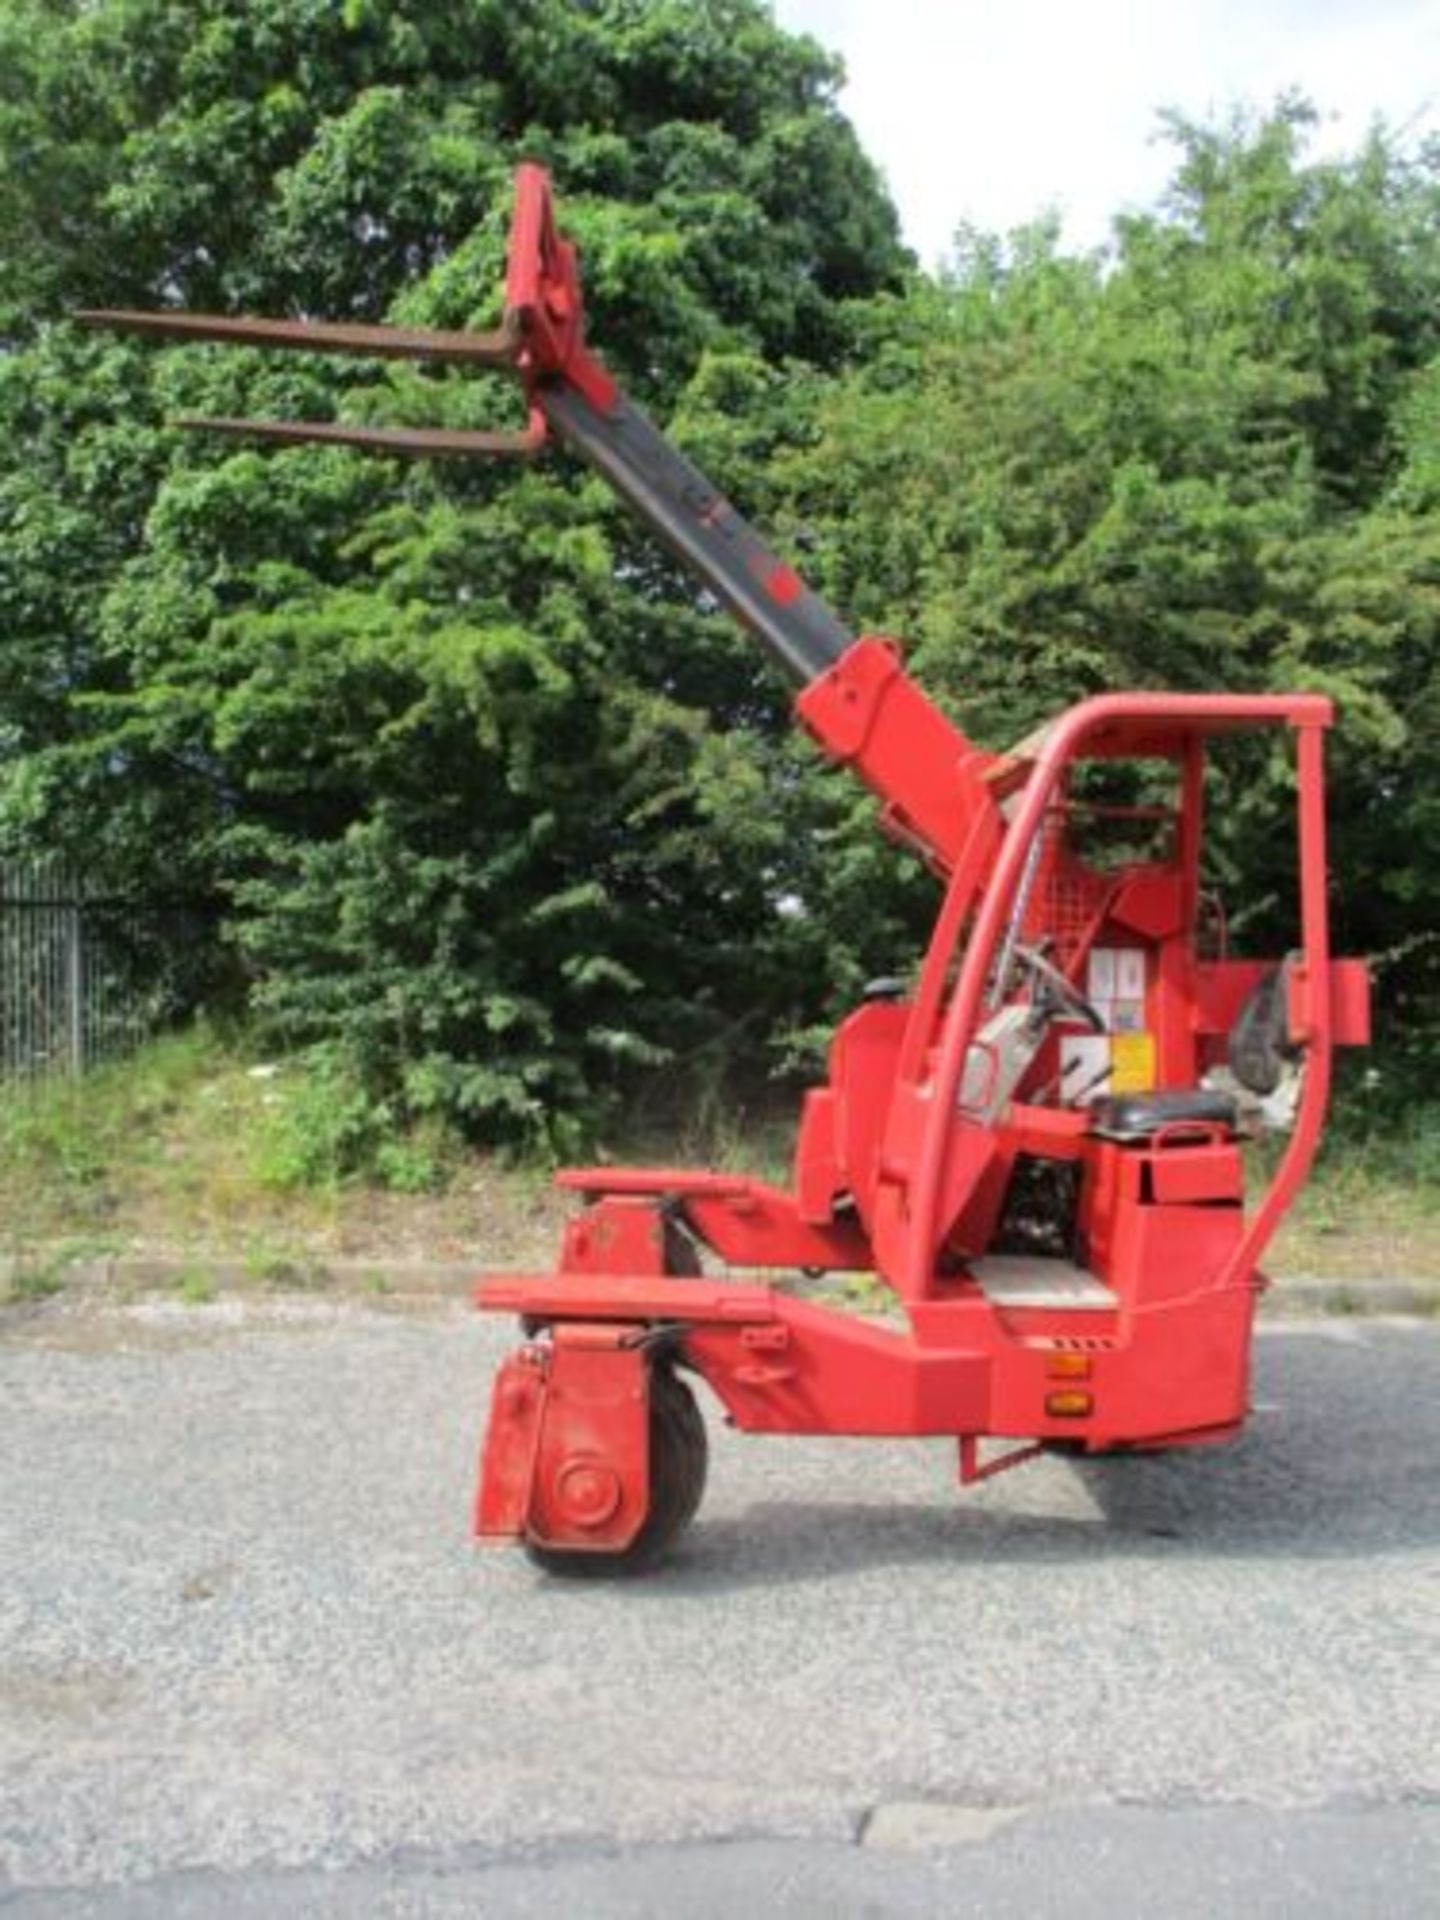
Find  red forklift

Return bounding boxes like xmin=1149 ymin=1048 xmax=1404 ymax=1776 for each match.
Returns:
xmin=87 ymin=166 xmax=1371 ymax=1573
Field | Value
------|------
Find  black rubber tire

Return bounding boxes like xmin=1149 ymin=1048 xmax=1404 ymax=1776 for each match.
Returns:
xmin=524 ymin=1365 xmax=709 ymax=1578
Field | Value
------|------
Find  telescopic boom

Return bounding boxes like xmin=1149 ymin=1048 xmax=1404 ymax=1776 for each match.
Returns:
xmin=81 ymin=163 xmax=998 ymax=870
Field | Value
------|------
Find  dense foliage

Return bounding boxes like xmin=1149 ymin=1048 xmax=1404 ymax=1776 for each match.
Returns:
xmin=771 ymin=103 xmax=1440 ymax=1094
xmin=1 ymin=2 xmax=1436 ymax=1157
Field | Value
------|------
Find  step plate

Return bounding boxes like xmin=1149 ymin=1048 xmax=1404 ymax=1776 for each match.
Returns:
xmin=970 ymin=1255 xmax=1117 ymax=1311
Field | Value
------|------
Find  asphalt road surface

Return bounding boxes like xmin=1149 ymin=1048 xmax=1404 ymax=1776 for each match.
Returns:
xmin=1 ymin=1299 xmax=1436 ymax=1915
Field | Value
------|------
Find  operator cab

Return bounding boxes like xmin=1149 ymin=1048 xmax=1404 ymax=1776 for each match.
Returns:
xmin=802 ymin=698 xmax=1368 ymax=1311
xmin=942 ymin=710 xmax=1366 ymax=1305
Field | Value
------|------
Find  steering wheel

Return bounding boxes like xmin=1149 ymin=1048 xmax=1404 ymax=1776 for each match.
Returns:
xmin=1012 ymin=942 xmax=1106 ymax=1033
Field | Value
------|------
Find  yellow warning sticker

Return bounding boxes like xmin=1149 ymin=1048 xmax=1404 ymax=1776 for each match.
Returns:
xmin=1110 ymin=1031 xmax=1156 ymax=1094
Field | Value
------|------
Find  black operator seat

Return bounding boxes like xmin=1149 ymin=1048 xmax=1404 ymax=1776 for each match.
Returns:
xmin=1088 ymin=1088 xmax=1238 ymax=1141
xmin=1086 ymin=963 xmax=1294 ymax=1142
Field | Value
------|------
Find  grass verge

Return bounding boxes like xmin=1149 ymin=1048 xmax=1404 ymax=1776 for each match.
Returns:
xmin=1 ymin=1026 xmax=1435 ymax=1296
xmin=0 ymin=1027 xmax=566 ymax=1284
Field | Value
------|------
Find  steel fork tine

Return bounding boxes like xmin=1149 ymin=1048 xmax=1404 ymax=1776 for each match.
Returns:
xmin=75 ymin=308 xmax=523 ymax=368
xmin=174 ymin=413 xmax=548 ymax=458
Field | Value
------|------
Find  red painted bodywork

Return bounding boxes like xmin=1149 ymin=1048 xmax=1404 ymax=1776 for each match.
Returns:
xmin=476 ymin=1324 xmax=651 ymax=1553
xmin=79 ymin=165 xmax=1374 ymax=1560
xmin=459 ymin=179 xmax=1372 ymax=1555
xmin=476 ymin=688 xmax=1370 ymax=1543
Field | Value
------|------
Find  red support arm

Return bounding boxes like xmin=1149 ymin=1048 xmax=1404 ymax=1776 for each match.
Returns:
xmin=795 ymin=637 xmax=1000 ymax=875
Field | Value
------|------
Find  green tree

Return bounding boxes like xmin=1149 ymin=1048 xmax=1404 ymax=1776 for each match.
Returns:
xmin=773 ymin=103 xmax=1440 ymax=1055
xmin=4 ymin=34 xmax=1436 ymax=1156
xmin=0 ymin=0 xmax=907 ymax=1149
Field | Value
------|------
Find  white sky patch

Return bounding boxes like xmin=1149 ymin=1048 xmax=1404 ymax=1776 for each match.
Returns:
xmin=773 ymin=0 xmax=1439 ymax=266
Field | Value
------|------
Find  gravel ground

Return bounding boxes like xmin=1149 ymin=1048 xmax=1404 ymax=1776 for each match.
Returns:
xmin=1 ymin=1300 xmax=1437 ymax=1902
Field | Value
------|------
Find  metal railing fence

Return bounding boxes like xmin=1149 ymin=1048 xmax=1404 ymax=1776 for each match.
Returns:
xmin=0 ymin=861 xmax=174 ymax=1077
